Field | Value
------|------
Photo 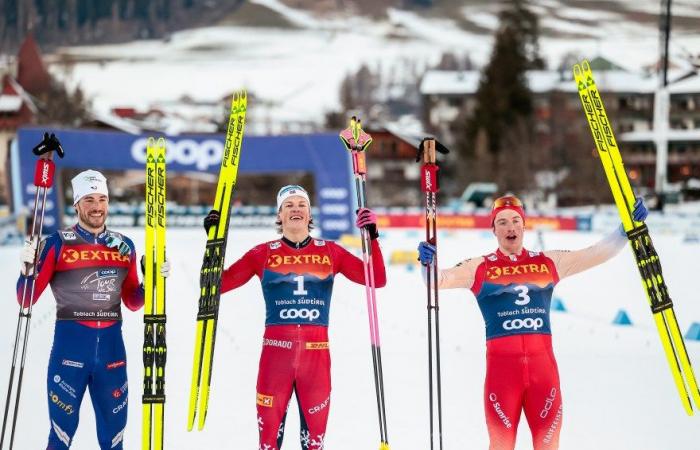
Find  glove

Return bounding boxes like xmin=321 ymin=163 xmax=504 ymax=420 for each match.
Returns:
xmin=356 ymin=208 xmax=379 ymax=240
xmin=140 ymin=256 xmax=171 ymax=278
xmin=105 ymin=235 xmax=130 ymax=256
xmin=203 ymin=209 xmax=220 ymax=233
xmin=633 ymin=196 xmax=648 ymax=222
xmin=417 ymin=241 xmax=436 ymax=266
xmin=20 ymin=237 xmax=38 ymax=276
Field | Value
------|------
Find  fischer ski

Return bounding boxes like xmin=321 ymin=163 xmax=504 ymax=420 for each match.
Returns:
xmin=143 ymin=137 xmax=167 ymax=449
xmin=188 ymin=91 xmax=247 ymax=431
xmin=1 ymin=133 xmax=64 ymax=449
xmin=339 ymin=116 xmax=390 ymax=450
xmin=574 ymin=60 xmax=700 ymax=415
xmin=417 ymin=138 xmax=449 ymax=450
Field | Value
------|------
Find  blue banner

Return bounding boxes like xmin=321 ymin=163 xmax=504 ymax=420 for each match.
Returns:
xmin=16 ymin=128 xmax=354 ymax=240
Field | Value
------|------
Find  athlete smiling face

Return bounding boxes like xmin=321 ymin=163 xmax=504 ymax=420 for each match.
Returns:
xmin=75 ymin=193 xmax=109 ymax=234
xmin=277 ymin=195 xmax=311 ymax=242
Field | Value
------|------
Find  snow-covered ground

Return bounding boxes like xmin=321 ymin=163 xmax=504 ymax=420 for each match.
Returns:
xmin=1 ymin=226 xmax=699 ymax=449
xmin=50 ymin=0 xmax=700 ymax=130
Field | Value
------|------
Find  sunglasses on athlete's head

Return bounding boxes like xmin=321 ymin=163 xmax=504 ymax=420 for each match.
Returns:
xmin=492 ymin=196 xmax=523 ymax=210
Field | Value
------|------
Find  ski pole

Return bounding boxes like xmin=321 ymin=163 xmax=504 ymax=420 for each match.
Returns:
xmin=1 ymin=133 xmax=64 ymax=449
xmin=339 ymin=117 xmax=390 ymax=450
xmin=418 ymin=137 xmax=449 ymax=450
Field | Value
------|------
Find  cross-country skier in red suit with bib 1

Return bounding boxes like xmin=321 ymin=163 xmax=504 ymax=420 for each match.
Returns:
xmin=417 ymin=195 xmax=648 ymax=450
xmin=203 ymin=185 xmax=386 ymax=450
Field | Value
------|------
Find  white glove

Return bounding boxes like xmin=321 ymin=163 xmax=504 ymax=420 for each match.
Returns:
xmin=20 ymin=238 xmax=38 ymax=276
xmin=160 ymin=260 xmax=171 ymax=278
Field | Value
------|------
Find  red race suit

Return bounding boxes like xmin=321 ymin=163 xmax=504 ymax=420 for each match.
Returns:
xmin=220 ymin=235 xmax=386 ymax=450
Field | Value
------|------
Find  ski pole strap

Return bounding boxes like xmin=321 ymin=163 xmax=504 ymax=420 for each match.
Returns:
xmin=339 ymin=116 xmax=373 ymax=152
xmin=421 ymin=165 xmax=439 ymax=193
xmin=144 ymin=314 xmax=167 ymax=324
xmin=32 ymin=132 xmax=65 ymax=158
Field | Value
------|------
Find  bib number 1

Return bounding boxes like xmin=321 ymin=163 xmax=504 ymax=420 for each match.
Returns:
xmin=293 ymin=275 xmax=308 ymax=296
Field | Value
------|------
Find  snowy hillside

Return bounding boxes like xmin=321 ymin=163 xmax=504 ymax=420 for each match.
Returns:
xmin=49 ymin=0 xmax=700 ymax=131
xmin=1 ymin=227 xmax=698 ymax=449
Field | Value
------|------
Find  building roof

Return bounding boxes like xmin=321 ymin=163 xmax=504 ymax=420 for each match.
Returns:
xmin=620 ymin=129 xmax=700 ymax=143
xmin=16 ymin=33 xmax=50 ymax=96
xmin=420 ymin=68 xmax=699 ymax=96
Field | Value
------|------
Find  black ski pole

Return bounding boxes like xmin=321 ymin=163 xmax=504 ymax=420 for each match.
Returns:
xmin=418 ymin=137 xmax=449 ymax=450
xmin=1 ymin=133 xmax=63 ymax=450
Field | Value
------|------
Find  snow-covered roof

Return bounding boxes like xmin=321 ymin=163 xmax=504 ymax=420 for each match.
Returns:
xmin=667 ymin=74 xmax=700 ymax=94
xmin=420 ymin=71 xmax=481 ymax=95
xmin=89 ymin=111 xmax=142 ymax=134
xmin=0 ymin=95 xmax=22 ymax=112
xmin=620 ymin=129 xmax=700 ymax=143
xmin=421 ymin=69 xmax=699 ymax=96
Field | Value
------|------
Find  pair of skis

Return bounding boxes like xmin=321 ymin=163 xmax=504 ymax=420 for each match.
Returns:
xmin=574 ymin=60 xmax=700 ymax=415
xmin=188 ymin=91 xmax=247 ymax=431
xmin=1 ymin=133 xmax=64 ymax=450
xmin=143 ymin=138 xmax=167 ymax=449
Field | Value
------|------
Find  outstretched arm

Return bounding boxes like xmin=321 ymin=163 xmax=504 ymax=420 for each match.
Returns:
xmin=434 ymin=257 xmax=483 ymax=289
xmin=547 ymin=197 xmax=648 ymax=280
xmin=546 ymin=227 xmax=627 ymax=280
xmin=220 ymin=245 xmax=266 ymax=294
xmin=417 ymin=241 xmax=482 ymax=289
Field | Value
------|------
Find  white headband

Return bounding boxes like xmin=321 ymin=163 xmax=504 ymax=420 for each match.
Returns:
xmin=276 ymin=185 xmax=310 ymax=210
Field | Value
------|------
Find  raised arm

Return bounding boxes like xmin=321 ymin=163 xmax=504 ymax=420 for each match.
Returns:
xmin=220 ymin=245 xmax=266 ymax=294
xmin=547 ymin=197 xmax=648 ymax=280
xmin=332 ymin=240 xmax=387 ymax=288
xmin=417 ymin=241 xmax=483 ymax=289
xmin=546 ymin=227 xmax=627 ymax=280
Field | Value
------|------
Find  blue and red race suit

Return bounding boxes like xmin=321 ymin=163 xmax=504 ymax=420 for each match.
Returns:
xmin=220 ymin=235 xmax=386 ymax=450
xmin=434 ymin=229 xmax=627 ymax=450
xmin=16 ymin=223 xmax=143 ymax=450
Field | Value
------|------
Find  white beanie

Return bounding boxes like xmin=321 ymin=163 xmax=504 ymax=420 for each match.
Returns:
xmin=276 ymin=185 xmax=310 ymax=210
xmin=71 ymin=170 xmax=109 ymax=205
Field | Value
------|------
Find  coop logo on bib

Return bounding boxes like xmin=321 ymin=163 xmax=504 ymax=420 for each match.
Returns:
xmin=279 ymin=308 xmax=320 ymax=321
xmin=503 ymin=317 xmax=544 ymax=331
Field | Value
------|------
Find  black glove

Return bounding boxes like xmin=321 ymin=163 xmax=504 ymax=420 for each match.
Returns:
xmin=203 ymin=209 xmax=220 ymax=233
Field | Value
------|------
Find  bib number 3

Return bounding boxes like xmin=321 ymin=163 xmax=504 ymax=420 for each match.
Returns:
xmin=514 ymin=285 xmax=530 ymax=306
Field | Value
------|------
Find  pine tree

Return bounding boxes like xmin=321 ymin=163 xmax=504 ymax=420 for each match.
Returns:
xmin=458 ymin=0 xmax=543 ymax=191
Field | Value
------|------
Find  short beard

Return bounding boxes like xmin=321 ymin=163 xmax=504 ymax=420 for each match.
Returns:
xmin=78 ymin=208 xmax=106 ymax=230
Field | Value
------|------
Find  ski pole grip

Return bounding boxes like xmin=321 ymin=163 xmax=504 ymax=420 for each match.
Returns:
xmin=421 ymin=164 xmax=439 ymax=193
xmin=33 ymin=158 xmax=55 ymax=188
xmin=423 ymin=139 xmax=436 ymax=164
xmin=352 ymin=151 xmax=367 ymax=175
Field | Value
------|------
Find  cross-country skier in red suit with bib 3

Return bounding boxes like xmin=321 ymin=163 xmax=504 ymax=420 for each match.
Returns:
xmin=417 ymin=195 xmax=648 ymax=450
xmin=203 ymin=185 xmax=386 ymax=450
